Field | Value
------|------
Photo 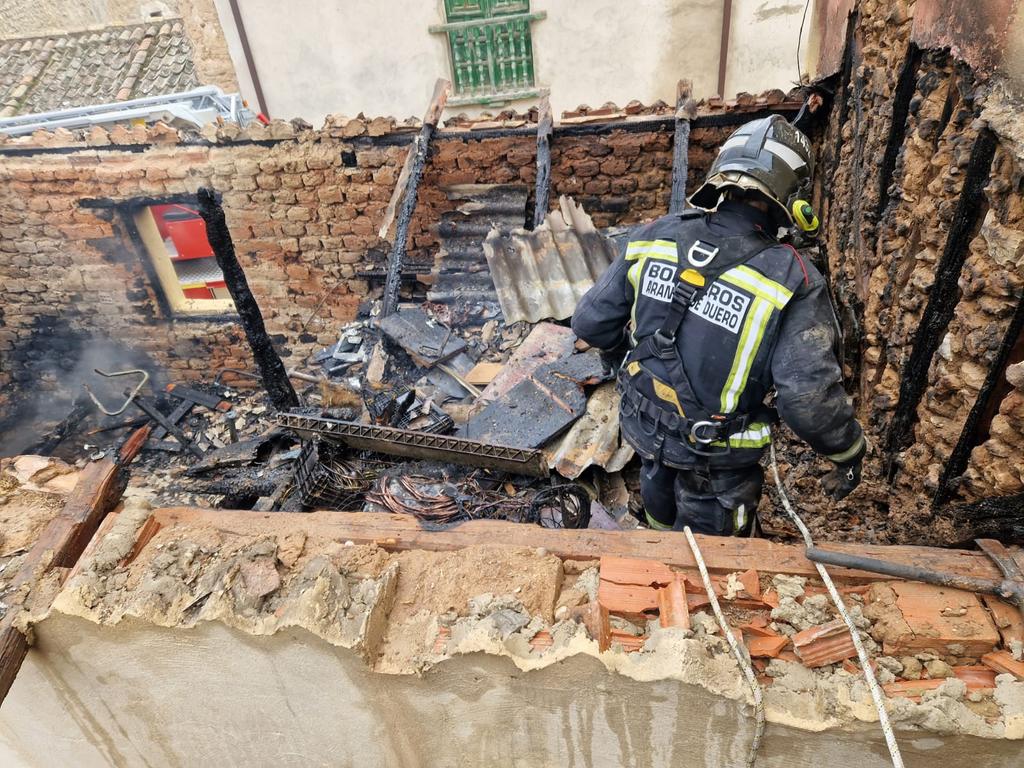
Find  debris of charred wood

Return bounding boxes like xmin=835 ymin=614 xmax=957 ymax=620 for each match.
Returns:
xmin=130 ymin=392 xmax=205 ymax=459
xmin=196 ymin=187 xmax=299 ymax=412
xmin=381 ymin=79 xmax=451 ymax=316
xmin=532 ymin=92 xmax=553 ymax=229
xmin=669 ymin=79 xmax=698 ymax=214
xmin=378 ymin=306 xmax=465 ymax=367
xmin=25 ymin=393 xmax=91 ymax=455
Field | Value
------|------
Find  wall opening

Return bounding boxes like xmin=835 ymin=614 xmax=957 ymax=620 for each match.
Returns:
xmin=133 ymin=202 xmax=235 ymax=316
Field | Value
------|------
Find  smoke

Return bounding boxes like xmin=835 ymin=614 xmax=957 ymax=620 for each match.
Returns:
xmin=0 ymin=332 xmax=161 ymax=457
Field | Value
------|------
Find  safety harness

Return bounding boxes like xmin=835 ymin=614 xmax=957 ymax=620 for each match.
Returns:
xmin=623 ymin=221 xmax=780 ymax=456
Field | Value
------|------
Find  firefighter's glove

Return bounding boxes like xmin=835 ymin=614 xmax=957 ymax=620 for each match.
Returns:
xmin=599 ymin=332 xmax=630 ymax=378
xmin=821 ymin=438 xmax=867 ymax=502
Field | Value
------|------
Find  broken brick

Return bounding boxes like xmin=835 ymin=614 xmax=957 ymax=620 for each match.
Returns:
xmin=598 ymin=580 xmax=659 ymax=616
xmin=866 ymin=582 xmax=1000 ymax=658
xmin=981 ymin=595 xmax=1024 ymax=651
xmin=981 ymin=651 xmax=1024 ymax=680
xmin=954 ymin=665 xmax=998 ymax=688
xmin=657 ymin=576 xmax=690 ymax=631
xmin=599 ymin=555 xmax=675 ymax=587
xmin=792 ymin=619 xmax=858 ymax=668
xmin=746 ymin=634 xmax=790 ymax=659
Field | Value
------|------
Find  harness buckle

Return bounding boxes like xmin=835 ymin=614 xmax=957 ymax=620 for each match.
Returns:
xmin=690 ymin=420 xmax=720 ymax=445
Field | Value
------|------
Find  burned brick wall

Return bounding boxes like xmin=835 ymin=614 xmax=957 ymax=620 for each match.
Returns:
xmin=817 ymin=0 xmax=1024 ymax=527
xmin=0 ymin=107 xmax=781 ymax=438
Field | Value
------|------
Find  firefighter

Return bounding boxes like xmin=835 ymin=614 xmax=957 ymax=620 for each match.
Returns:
xmin=571 ymin=115 xmax=865 ymax=536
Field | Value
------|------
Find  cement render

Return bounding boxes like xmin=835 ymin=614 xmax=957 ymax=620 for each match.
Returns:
xmin=0 ymin=615 xmax=1021 ymax=768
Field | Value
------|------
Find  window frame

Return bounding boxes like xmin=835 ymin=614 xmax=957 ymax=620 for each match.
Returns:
xmin=430 ymin=0 xmax=545 ymax=106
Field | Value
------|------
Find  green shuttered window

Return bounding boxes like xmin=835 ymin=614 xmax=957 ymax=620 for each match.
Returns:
xmin=431 ymin=0 xmax=544 ymax=105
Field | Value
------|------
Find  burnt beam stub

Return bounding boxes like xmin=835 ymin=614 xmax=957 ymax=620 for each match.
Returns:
xmin=668 ymin=80 xmax=697 ymax=215
xmin=875 ymin=43 xmax=923 ymax=221
xmin=531 ymin=94 xmax=553 ymax=230
xmin=883 ymin=128 xmax=998 ymax=479
xmin=934 ymin=290 xmax=1024 ymax=507
xmin=196 ymin=187 xmax=299 ymax=413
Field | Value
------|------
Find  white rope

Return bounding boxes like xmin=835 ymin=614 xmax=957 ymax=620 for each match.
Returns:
xmin=768 ymin=442 xmax=904 ymax=768
xmin=683 ymin=525 xmax=765 ymax=768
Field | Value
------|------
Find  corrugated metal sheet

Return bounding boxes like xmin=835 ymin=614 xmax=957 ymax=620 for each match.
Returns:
xmin=427 ymin=184 xmax=528 ymax=308
xmin=483 ymin=196 xmax=618 ymax=324
xmin=545 ymin=382 xmax=634 ymax=479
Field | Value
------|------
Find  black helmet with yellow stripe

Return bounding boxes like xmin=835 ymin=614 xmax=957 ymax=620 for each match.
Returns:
xmin=689 ymin=115 xmax=815 ymax=231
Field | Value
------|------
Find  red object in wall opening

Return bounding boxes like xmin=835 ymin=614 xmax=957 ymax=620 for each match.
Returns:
xmin=151 ymin=204 xmax=214 ymax=260
xmin=183 ymin=286 xmax=215 ymax=300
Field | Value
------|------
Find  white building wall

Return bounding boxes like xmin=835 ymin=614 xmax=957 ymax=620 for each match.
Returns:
xmin=213 ymin=0 xmax=814 ymax=124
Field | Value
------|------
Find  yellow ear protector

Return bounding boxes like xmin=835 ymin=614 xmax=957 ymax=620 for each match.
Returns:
xmin=791 ymin=200 xmax=819 ymax=235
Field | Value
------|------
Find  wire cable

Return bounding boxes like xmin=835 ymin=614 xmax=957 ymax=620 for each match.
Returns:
xmin=768 ymin=442 xmax=904 ymax=768
xmin=796 ymin=0 xmax=812 ymax=85
xmin=683 ymin=526 xmax=765 ymax=767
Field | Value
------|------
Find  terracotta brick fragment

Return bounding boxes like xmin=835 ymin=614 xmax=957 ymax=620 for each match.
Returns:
xmin=530 ymin=631 xmax=554 ymax=651
xmin=608 ymin=631 xmax=646 ymax=653
xmin=867 ymin=582 xmax=1000 ymax=657
xmin=981 ymin=651 xmax=1024 ymax=680
xmin=884 ymin=673 xmax=996 ymax=702
xmin=746 ymin=635 xmax=790 ymax=659
xmin=585 ymin=601 xmax=611 ymax=652
xmin=598 ymin=580 xmax=659 ymax=615
xmin=599 ymin=555 xmax=674 ymax=586
xmin=793 ymin=619 xmax=858 ymax=668
xmin=954 ymin=665 xmax=997 ymax=688
xmin=981 ymin=595 xmax=1024 ymax=650
xmin=657 ymin=576 xmax=690 ymax=631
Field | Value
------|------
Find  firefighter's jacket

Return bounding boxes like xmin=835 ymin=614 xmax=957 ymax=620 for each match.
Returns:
xmin=571 ymin=200 xmax=864 ymax=470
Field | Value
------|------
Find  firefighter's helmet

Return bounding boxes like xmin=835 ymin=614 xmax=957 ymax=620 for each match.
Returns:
xmin=689 ymin=115 xmax=814 ymax=227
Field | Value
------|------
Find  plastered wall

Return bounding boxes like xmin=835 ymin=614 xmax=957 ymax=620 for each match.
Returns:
xmin=212 ymin=0 xmax=813 ymax=123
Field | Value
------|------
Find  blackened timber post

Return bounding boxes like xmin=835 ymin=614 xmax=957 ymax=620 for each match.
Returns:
xmin=381 ymin=78 xmax=451 ymax=316
xmin=532 ymin=92 xmax=553 ymax=229
xmin=669 ymin=79 xmax=698 ymax=214
xmin=196 ymin=187 xmax=299 ymax=412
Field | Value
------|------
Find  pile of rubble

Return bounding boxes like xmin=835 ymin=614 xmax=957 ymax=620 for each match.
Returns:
xmin=54 ymin=197 xmax=638 ymax=531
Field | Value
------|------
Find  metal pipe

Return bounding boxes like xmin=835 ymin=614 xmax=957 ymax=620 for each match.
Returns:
xmin=226 ymin=0 xmax=270 ymax=117
xmin=805 ymin=546 xmax=1010 ymax=595
xmin=717 ymin=0 xmax=733 ymax=97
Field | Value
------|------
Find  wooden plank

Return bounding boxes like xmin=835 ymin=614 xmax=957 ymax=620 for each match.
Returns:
xmin=381 ymin=78 xmax=451 ymax=316
xmin=669 ymin=79 xmax=698 ymax=214
xmin=0 ymin=426 xmax=149 ymax=705
xmin=148 ymin=507 xmax=1016 ymax=583
xmin=532 ymin=91 xmax=553 ymax=230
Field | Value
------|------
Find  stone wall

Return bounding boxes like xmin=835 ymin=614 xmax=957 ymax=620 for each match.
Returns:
xmin=177 ymin=0 xmax=238 ymax=92
xmin=817 ymin=0 xmax=1024 ymax=514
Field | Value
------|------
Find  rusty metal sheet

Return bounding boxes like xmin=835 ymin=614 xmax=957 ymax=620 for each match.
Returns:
xmin=483 ymin=196 xmax=618 ymax=324
xmin=911 ymin=0 xmax=1015 ymax=76
xmin=427 ymin=184 xmax=529 ymax=308
xmin=545 ymin=382 xmax=634 ymax=480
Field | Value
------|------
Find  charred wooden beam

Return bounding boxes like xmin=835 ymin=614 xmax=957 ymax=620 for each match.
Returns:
xmin=196 ymin=188 xmax=298 ymax=412
xmin=669 ymin=79 xmax=698 ymax=214
xmin=883 ymin=128 xmax=997 ymax=477
xmin=25 ymin=393 xmax=91 ymax=455
xmin=935 ymin=290 xmax=1024 ymax=507
xmin=381 ymin=78 xmax=451 ymax=316
xmin=0 ymin=425 xmax=150 ymax=705
xmin=531 ymin=92 xmax=553 ymax=230
xmin=875 ymin=43 xmax=923 ymax=220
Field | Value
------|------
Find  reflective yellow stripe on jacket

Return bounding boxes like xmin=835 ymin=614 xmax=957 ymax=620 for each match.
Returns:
xmin=718 ymin=266 xmax=794 ymax=414
xmin=625 ymin=239 xmax=677 ymax=341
